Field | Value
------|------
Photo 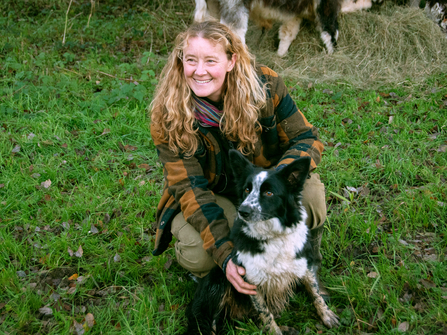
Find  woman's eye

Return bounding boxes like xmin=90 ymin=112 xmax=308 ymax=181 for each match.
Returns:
xmin=265 ymin=191 xmax=273 ymax=197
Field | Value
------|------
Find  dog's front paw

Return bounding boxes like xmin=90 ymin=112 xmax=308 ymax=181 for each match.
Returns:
xmin=321 ymin=309 xmax=340 ymax=329
xmin=279 ymin=325 xmax=300 ymax=334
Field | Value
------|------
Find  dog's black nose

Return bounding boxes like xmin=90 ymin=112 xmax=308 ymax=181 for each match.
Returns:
xmin=238 ymin=205 xmax=252 ymax=219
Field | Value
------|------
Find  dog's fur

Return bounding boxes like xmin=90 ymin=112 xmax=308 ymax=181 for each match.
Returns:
xmin=425 ymin=0 xmax=447 ymax=36
xmin=194 ymin=0 xmax=376 ymax=55
xmin=183 ymin=150 xmax=339 ymax=334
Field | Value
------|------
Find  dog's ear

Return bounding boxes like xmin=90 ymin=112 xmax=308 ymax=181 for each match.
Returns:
xmin=228 ymin=149 xmax=254 ymax=182
xmin=277 ymin=156 xmax=311 ymax=191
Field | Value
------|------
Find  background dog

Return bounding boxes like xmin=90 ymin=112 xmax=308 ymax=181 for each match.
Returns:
xmin=194 ymin=0 xmax=375 ymax=55
xmin=183 ymin=150 xmax=339 ymax=334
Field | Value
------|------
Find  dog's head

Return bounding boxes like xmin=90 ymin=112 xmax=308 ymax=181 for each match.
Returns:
xmin=229 ymin=149 xmax=310 ymax=236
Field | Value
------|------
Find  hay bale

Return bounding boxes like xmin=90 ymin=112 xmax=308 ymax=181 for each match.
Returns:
xmin=247 ymin=5 xmax=447 ymax=88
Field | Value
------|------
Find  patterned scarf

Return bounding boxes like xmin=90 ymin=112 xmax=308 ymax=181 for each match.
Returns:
xmin=192 ymin=94 xmax=223 ymax=127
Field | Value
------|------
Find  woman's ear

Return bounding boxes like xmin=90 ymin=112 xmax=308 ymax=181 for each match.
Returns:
xmin=227 ymin=53 xmax=237 ymax=72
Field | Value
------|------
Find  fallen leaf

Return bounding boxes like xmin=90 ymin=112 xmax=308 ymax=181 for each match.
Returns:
xmin=75 ymin=245 xmax=83 ymax=258
xmin=77 ymin=276 xmax=87 ymax=283
xmin=420 ymin=278 xmax=436 ymax=289
xmin=67 ymin=287 xmax=77 ymax=294
xmin=12 ymin=145 xmax=21 ymax=153
xmin=423 ymin=254 xmax=438 ymax=262
xmin=164 ymin=257 xmax=173 ymax=271
xmin=89 ymin=224 xmax=99 ymax=234
xmin=138 ymin=163 xmax=151 ymax=170
xmin=114 ymin=253 xmax=121 ymax=263
xmin=85 ymin=313 xmax=95 ymax=329
xmin=32 ymin=173 xmax=41 ymax=178
xmin=139 ymin=180 xmax=145 ymax=186
xmin=0 ymin=184 xmax=4 ymax=189
xmin=41 ymin=179 xmax=51 ymax=189
xmin=62 ymin=222 xmax=70 ymax=229
xmin=345 ymin=186 xmax=358 ymax=193
xmin=39 ymin=306 xmax=53 ymax=315
xmin=124 ymin=144 xmax=137 ymax=151
xmin=101 ymin=128 xmax=110 ymax=136
xmin=375 ymin=159 xmax=384 ymax=169
xmin=50 ymin=292 xmax=61 ymax=301
xmin=398 ymin=321 xmax=409 ymax=332
xmin=73 ymin=320 xmax=85 ymax=335
xmin=68 ymin=248 xmax=74 ymax=256
xmin=16 ymin=270 xmax=26 ymax=278
xmin=68 ymin=273 xmax=79 ymax=281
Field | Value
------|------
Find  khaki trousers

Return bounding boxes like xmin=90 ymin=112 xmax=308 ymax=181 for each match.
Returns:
xmin=171 ymin=173 xmax=327 ymax=277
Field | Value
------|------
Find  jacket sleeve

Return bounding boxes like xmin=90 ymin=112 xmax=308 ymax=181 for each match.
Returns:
xmin=150 ymin=122 xmax=233 ymax=268
xmin=270 ymin=72 xmax=324 ymax=171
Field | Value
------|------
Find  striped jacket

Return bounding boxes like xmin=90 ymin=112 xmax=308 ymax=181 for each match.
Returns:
xmin=150 ymin=65 xmax=324 ymax=268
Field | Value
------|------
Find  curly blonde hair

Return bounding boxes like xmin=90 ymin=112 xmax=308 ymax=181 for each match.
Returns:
xmin=150 ymin=20 xmax=266 ymax=157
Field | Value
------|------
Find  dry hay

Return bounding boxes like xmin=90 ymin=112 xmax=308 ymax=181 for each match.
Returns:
xmin=247 ymin=5 xmax=447 ymax=88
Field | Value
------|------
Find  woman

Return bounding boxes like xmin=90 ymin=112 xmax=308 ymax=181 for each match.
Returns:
xmin=150 ymin=20 xmax=326 ymax=296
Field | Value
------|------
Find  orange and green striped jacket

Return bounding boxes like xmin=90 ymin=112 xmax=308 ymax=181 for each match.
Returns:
xmin=150 ymin=65 xmax=324 ymax=268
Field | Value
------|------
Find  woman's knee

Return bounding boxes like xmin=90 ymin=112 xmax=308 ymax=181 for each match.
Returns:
xmin=171 ymin=195 xmax=236 ymax=277
xmin=301 ymin=173 xmax=327 ymax=230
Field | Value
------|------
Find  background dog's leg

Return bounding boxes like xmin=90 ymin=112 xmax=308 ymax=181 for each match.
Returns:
xmin=194 ymin=0 xmax=209 ymax=22
xmin=219 ymin=1 xmax=249 ymax=44
xmin=316 ymin=0 xmax=340 ymax=54
xmin=250 ymin=295 xmax=283 ymax=335
xmin=302 ymin=269 xmax=340 ymax=329
xmin=277 ymin=17 xmax=301 ymax=56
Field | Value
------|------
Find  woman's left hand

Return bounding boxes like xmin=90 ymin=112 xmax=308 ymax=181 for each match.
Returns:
xmin=225 ymin=259 xmax=257 ymax=295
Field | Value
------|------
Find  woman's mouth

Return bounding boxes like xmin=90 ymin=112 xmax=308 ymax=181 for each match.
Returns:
xmin=194 ymin=79 xmax=212 ymax=84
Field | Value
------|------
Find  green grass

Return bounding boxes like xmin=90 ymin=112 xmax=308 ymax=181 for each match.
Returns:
xmin=1 ymin=0 xmax=446 ymax=334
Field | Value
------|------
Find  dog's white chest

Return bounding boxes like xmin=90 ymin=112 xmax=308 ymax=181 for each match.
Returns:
xmin=236 ymin=222 xmax=308 ymax=286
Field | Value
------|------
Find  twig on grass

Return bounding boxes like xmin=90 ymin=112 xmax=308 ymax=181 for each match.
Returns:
xmin=63 ymin=0 xmax=74 ymax=45
xmin=118 ymin=286 xmax=142 ymax=302
xmin=8 ymin=85 xmax=28 ymax=97
xmin=342 ymin=279 xmax=374 ymax=331
xmin=55 ymin=66 xmax=83 ymax=77
xmin=87 ymin=0 xmax=95 ymax=29
xmin=79 ymin=65 xmax=144 ymax=82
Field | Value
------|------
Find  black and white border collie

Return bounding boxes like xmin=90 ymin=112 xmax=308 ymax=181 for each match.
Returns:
xmin=194 ymin=0 xmax=376 ymax=55
xmin=183 ymin=150 xmax=339 ymax=334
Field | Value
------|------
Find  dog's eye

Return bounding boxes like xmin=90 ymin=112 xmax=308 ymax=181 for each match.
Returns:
xmin=265 ymin=191 xmax=273 ymax=197
xmin=245 ymin=187 xmax=250 ymax=193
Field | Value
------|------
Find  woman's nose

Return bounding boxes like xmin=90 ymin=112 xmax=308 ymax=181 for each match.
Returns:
xmin=194 ymin=61 xmax=207 ymax=75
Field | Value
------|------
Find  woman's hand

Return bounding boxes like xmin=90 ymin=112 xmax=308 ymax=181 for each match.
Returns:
xmin=225 ymin=259 xmax=257 ymax=295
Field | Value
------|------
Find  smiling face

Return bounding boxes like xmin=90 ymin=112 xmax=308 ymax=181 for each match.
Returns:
xmin=183 ymin=36 xmax=236 ymax=102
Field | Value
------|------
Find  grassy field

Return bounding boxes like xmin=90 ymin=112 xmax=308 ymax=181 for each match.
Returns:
xmin=1 ymin=0 xmax=446 ymax=334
